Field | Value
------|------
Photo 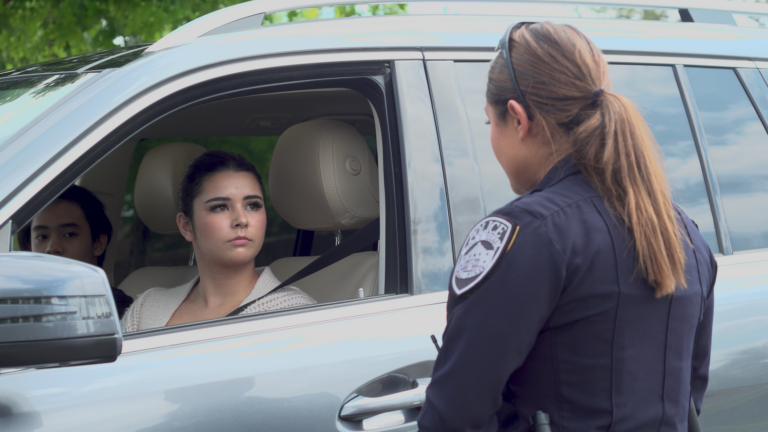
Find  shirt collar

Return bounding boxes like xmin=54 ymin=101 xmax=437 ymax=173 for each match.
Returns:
xmin=530 ymin=154 xmax=580 ymax=193
xmin=241 ymin=266 xmax=278 ymax=305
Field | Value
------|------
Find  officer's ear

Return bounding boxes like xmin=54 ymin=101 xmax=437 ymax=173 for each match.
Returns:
xmin=506 ymin=99 xmax=532 ymax=141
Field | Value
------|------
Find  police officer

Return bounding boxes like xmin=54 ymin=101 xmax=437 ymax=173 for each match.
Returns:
xmin=417 ymin=22 xmax=717 ymax=431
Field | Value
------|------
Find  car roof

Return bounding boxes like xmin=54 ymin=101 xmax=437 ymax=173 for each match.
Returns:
xmin=187 ymin=14 xmax=768 ymax=59
xmin=3 ymin=13 xmax=768 ymax=78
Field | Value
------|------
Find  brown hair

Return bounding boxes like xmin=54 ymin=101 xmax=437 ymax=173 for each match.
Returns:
xmin=487 ymin=22 xmax=685 ymax=297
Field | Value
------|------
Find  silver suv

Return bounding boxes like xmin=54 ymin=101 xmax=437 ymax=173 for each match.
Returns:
xmin=1 ymin=1 xmax=767 ymax=431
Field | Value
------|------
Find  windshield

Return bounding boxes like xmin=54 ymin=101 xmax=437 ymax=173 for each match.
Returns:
xmin=0 ymin=73 xmax=97 ymax=146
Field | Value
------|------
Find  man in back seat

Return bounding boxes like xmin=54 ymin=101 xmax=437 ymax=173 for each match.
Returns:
xmin=19 ymin=185 xmax=134 ymax=318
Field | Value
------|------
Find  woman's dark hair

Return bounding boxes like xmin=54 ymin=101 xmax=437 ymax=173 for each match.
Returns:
xmin=19 ymin=184 xmax=113 ymax=267
xmin=178 ymin=150 xmax=264 ymax=220
xmin=487 ymin=22 xmax=685 ymax=297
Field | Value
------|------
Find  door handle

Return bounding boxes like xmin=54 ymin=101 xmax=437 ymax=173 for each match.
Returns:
xmin=340 ymin=378 xmax=430 ymax=421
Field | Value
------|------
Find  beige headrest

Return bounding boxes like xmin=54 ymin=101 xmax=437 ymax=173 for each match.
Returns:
xmin=269 ymin=120 xmax=379 ymax=231
xmin=134 ymin=142 xmax=206 ymax=234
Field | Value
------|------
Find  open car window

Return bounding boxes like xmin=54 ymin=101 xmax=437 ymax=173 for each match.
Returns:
xmin=111 ymin=89 xmax=386 ymax=333
xmin=12 ymin=69 xmax=404 ymax=338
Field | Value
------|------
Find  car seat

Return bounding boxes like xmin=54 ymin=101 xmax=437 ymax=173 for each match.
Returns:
xmin=117 ymin=142 xmax=205 ymax=299
xmin=268 ymin=119 xmax=380 ymax=303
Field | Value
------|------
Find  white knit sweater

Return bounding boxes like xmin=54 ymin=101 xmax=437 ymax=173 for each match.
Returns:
xmin=121 ymin=266 xmax=316 ymax=333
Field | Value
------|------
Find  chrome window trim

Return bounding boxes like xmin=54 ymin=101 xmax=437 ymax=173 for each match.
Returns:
xmin=0 ymin=50 xmax=424 ymax=226
xmin=674 ymin=64 xmax=732 ymax=255
xmin=425 ymin=53 xmax=760 ymax=69
xmin=424 ymin=51 xmax=496 ymax=61
xmin=605 ymin=55 xmax=756 ymax=68
xmin=122 ymin=290 xmax=448 ymax=353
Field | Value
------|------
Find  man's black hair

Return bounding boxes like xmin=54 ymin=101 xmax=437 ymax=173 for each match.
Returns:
xmin=19 ymin=185 xmax=113 ymax=267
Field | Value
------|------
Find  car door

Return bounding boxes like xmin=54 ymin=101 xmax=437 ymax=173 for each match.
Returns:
xmin=0 ymin=54 xmax=452 ymax=432
xmin=426 ymin=53 xmax=768 ymax=431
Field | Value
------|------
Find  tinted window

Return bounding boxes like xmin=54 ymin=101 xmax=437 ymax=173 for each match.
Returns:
xmin=609 ymin=65 xmax=718 ymax=252
xmin=740 ymin=69 xmax=768 ymax=124
xmin=0 ymin=45 xmax=148 ymax=76
xmin=454 ymin=62 xmax=518 ymax=212
xmin=686 ymin=67 xmax=768 ymax=251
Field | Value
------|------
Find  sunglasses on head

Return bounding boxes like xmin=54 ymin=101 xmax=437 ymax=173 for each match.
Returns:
xmin=496 ymin=21 xmax=537 ymax=122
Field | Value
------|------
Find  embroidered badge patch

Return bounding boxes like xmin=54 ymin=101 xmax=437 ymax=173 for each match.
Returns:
xmin=452 ymin=216 xmax=519 ymax=296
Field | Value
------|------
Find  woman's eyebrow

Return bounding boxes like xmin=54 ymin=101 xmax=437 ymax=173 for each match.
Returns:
xmin=204 ymin=196 xmax=230 ymax=204
xmin=204 ymin=195 xmax=262 ymax=203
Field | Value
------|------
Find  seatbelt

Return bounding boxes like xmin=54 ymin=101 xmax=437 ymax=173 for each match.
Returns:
xmin=226 ymin=218 xmax=380 ymax=317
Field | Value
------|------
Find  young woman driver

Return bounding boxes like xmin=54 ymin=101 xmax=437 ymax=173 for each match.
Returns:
xmin=418 ymin=22 xmax=717 ymax=431
xmin=122 ymin=151 xmax=315 ymax=332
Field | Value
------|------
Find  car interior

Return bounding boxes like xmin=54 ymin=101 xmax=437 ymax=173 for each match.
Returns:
xmin=17 ymin=86 xmax=390 ymax=332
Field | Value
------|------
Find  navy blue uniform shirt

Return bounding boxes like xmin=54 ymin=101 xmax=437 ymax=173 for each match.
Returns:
xmin=418 ymin=156 xmax=717 ymax=432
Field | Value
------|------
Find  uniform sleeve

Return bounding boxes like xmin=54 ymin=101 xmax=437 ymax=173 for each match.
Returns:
xmin=691 ymin=253 xmax=717 ymax=414
xmin=418 ymin=218 xmax=566 ymax=432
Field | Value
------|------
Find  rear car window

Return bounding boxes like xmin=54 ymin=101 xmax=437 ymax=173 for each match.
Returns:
xmin=686 ymin=67 xmax=768 ymax=252
xmin=453 ymin=61 xmax=720 ymax=254
xmin=740 ymin=68 xmax=768 ymax=125
xmin=609 ymin=64 xmax=719 ymax=253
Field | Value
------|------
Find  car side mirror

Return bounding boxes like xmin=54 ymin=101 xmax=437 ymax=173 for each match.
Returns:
xmin=0 ymin=252 xmax=122 ymax=369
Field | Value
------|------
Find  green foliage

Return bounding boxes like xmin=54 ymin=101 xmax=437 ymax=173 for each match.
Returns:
xmin=0 ymin=0 xmax=251 ymax=70
xmin=585 ymin=7 xmax=672 ymax=21
xmin=262 ymin=4 xmax=407 ymax=25
xmin=0 ymin=1 xmax=408 ymax=71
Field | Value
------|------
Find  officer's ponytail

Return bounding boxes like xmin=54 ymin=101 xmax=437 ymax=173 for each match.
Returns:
xmin=487 ymin=22 xmax=686 ymax=297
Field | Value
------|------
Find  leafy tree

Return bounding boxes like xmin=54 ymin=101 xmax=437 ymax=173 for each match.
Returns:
xmin=585 ymin=7 xmax=672 ymax=21
xmin=0 ymin=1 xmax=407 ymax=71
xmin=0 ymin=1 xmax=249 ymax=70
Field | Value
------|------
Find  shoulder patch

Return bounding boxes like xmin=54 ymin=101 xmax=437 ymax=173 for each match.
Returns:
xmin=452 ymin=216 xmax=519 ymax=296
